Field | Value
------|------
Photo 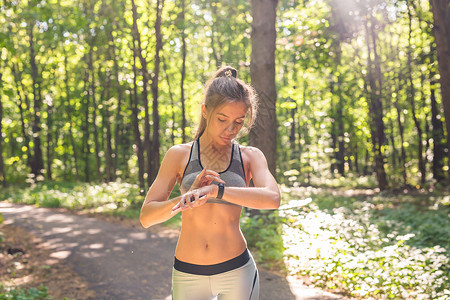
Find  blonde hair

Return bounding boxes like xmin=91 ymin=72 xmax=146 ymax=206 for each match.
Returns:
xmin=194 ymin=66 xmax=258 ymax=139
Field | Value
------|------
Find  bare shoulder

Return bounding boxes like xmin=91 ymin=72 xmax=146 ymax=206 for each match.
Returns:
xmin=164 ymin=142 xmax=194 ymax=179
xmin=166 ymin=142 xmax=192 ymax=157
xmin=240 ymin=145 xmax=266 ymax=162
xmin=239 ymin=145 xmax=269 ymax=175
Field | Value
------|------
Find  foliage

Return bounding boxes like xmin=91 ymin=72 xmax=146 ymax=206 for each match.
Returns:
xmin=0 ymin=285 xmax=51 ymax=300
xmin=0 ymin=0 xmax=448 ymax=190
xmin=280 ymin=186 xmax=450 ymax=299
xmin=241 ymin=211 xmax=285 ymax=270
xmin=0 ymin=181 xmax=143 ymax=212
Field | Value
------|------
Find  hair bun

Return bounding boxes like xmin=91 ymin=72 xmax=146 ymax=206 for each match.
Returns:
xmin=218 ymin=67 xmax=237 ymax=79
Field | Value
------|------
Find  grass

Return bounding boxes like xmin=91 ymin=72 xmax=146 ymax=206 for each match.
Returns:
xmin=1 ymin=180 xmax=449 ymax=299
xmin=0 ymin=285 xmax=51 ymax=300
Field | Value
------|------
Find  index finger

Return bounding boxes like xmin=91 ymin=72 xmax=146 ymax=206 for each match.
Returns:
xmin=205 ymin=174 xmax=225 ymax=184
xmin=203 ymin=169 xmax=220 ymax=177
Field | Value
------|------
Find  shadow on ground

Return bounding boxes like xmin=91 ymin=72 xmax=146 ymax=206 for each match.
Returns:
xmin=0 ymin=202 xmax=346 ymax=300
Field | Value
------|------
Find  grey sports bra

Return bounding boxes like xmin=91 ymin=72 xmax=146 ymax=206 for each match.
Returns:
xmin=180 ymin=138 xmax=247 ymax=206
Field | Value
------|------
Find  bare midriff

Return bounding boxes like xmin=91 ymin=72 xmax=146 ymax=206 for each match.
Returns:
xmin=174 ymin=203 xmax=247 ymax=265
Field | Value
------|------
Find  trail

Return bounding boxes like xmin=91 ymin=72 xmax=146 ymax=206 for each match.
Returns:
xmin=0 ymin=202 xmax=347 ymax=300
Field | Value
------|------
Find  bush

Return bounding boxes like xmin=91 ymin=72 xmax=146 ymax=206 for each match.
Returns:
xmin=280 ymin=195 xmax=450 ymax=299
xmin=241 ymin=211 xmax=285 ymax=270
xmin=0 ymin=285 xmax=51 ymax=300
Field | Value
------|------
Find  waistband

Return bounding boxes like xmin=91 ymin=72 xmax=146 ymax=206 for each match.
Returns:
xmin=174 ymin=249 xmax=250 ymax=276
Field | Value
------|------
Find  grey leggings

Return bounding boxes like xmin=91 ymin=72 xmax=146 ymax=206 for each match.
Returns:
xmin=172 ymin=252 xmax=259 ymax=300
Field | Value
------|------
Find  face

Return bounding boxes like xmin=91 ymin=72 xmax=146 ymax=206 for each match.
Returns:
xmin=203 ymin=101 xmax=248 ymax=146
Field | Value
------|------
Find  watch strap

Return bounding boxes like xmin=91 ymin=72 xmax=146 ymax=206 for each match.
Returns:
xmin=217 ymin=183 xmax=224 ymax=199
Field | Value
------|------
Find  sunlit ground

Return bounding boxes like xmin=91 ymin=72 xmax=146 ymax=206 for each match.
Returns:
xmin=279 ymin=185 xmax=449 ymax=299
xmin=1 ymin=181 xmax=449 ymax=299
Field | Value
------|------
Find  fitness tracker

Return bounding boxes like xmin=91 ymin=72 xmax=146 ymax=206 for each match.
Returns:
xmin=217 ymin=183 xmax=224 ymax=200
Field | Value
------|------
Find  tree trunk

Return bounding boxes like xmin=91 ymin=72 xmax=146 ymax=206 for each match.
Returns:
xmin=180 ymin=0 xmax=187 ymax=143
xmin=110 ymin=27 xmax=122 ymax=181
xmin=387 ymin=33 xmax=398 ymax=172
xmin=150 ymin=0 xmax=164 ymax=184
xmin=132 ymin=40 xmax=146 ymax=194
xmin=28 ymin=14 xmax=44 ymax=177
xmin=364 ymin=18 xmax=388 ymax=190
xmin=249 ymin=0 xmax=278 ymax=177
xmin=63 ymin=53 xmax=79 ymax=180
xmin=429 ymin=0 xmax=450 ymax=182
xmin=289 ymin=101 xmax=297 ymax=164
xmin=104 ymin=70 xmax=113 ymax=183
xmin=330 ymin=106 xmax=337 ymax=175
xmin=335 ymin=44 xmax=345 ymax=176
xmin=0 ymin=60 xmax=5 ymax=186
xmin=393 ymin=42 xmax=408 ymax=185
xmin=407 ymin=3 xmax=426 ymax=184
xmin=12 ymin=63 xmax=32 ymax=170
xmin=131 ymin=0 xmax=150 ymax=189
xmin=46 ymin=93 xmax=53 ymax=180
xmin=82 ymin=69 xmax=91 ymax=182
xmin=430 ymin=76 xmax=446 ymax=181
xmin=162 ymin=57 xmax=176 ymax=145
xmin=88 ymin=47 xmax=102 ymax=182
xmin=354 ymin=142 xmax=359 ymax=174
xmin=387 ymin=100 xmax=397 ymax=171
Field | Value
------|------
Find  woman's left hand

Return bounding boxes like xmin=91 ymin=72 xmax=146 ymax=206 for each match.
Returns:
xmin=171 ymin=185 xmax=218 ymax=214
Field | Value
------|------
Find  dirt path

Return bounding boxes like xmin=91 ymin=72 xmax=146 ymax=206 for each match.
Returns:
xmin=0 ymin=201 xmax=348 ymax=300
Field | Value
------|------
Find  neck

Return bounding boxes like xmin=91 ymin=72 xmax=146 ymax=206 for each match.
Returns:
xmin=199 ymin=133 xmax=231 ymax=153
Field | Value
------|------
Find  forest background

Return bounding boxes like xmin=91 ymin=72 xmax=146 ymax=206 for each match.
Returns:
xmin=0 ymin=0 xmax=449 ymax=299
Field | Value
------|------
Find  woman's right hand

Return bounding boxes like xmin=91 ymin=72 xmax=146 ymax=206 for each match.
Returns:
xmin=171 ymin=184 xmax=218 ymax=213
xmin=172 ymin=169 xmax=224 ymax=214
xmin=189 ymin=168 xmax=225 ymax=191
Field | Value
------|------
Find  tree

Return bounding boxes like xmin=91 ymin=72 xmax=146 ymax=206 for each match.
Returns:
xmin=429 ymin=0 xmax=450 ymax=182
xmin=131 ymin=0 xmax=151 ymax=188
xmin=28 ymin=1 xmax=44 ymax=178
xmin=150 ymin=0 xmax=164 ymax=183
xmin=364 ymin=14 xmax=388 ymax=190
xmin=179 ymin=0 xmax=187 ymax=143
xmin=0 ymin=57 xmax=5 ymax=186
xmin=250 ymin=0 xmax=278 ymax=177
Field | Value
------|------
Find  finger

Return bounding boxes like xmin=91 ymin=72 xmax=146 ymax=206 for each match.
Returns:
xmin=205 ymin=175 xmax=225 ymax=184
xmin=180 ymin=195 xmax=189 ymax=210
xmin=193 ymin=191 xmax=200 ymax=207
xmin=204 ymin=169 xmax=220 ymax=176
xmin=195 ymin=168 xmax=207 ymax=180
xmin=171 ymin=203 xmax=181 ymax=214
xmin=197 ymin=194 xmax=207 ymax=206
xmin=187 ymin=193 xmax=195 ymax=209
xmin=192 ymin=169 xmax=207 ymax=185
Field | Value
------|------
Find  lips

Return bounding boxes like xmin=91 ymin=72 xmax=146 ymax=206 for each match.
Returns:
xmin=221 ymin=136 xmax=232 ymax=142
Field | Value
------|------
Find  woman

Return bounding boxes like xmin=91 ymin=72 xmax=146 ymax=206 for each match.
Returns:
xmin=140 ymin=66 xmax=280 ymax=300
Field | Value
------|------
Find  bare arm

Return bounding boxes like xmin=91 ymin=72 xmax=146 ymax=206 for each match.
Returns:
xmin=155 ymin=146 xmax=280 ymax=217
xmin=140 ymin=146 xmax=226 ymax=228
xmin=140 ymin=146 xmax=183 ymax=228
xmin=219 ymin=146 xmax=280 ymax=209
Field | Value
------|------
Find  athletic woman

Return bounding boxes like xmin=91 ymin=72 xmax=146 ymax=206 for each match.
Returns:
xmin=140 ymin=66 xmax=280 ymax=300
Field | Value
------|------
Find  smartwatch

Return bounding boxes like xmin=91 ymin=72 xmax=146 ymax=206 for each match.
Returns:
xmin=217 ymin=183 xmax=224 ymax=200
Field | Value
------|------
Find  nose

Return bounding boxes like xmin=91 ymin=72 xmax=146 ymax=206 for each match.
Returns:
xmin=226 ymin=123 xmax=236 ymax=133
